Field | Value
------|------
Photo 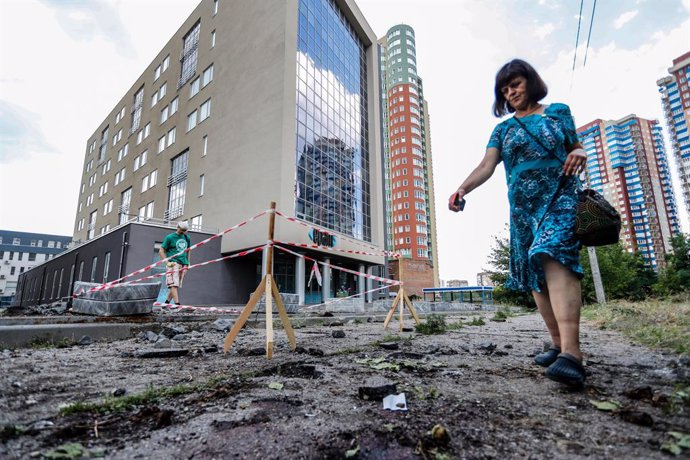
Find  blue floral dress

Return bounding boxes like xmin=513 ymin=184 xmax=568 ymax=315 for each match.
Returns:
xmin=487 ymin=103 xmax=583 ymax=292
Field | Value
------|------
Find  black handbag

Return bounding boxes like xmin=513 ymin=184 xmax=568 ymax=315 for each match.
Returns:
xmin=513 ymin=115 xmax=621 ymax=247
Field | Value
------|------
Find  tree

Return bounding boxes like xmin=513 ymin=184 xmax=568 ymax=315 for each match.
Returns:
xmin=654 ymin=233 xmax=690 ymax=296
xmin=580 ymin=243 xmax=656 ymax=303
xmin=486 ymin=232 xmax=536 ymax=308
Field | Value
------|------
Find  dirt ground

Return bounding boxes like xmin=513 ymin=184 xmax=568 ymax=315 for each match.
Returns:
xmin=1 ymin=311 xmax=688 ymax=459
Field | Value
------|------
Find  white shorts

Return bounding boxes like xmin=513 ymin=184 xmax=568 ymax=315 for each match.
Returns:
xmin=165 ymin=263 xmax=185 ymax=287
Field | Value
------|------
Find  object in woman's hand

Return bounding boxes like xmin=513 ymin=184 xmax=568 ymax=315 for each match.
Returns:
xmin=453 ymin=194 xmax=466 ymax=211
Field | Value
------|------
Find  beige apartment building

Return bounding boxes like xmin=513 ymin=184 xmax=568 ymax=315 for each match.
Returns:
xmin=70 ymin=0 xmax=385 ymax=305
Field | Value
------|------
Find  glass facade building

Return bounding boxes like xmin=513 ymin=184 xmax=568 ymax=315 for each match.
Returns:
xmin=294 ymin=0 xmax=371 ymax=241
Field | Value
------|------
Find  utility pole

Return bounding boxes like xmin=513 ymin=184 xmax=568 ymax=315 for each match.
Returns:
xmin=587 ymin=246 xmax=606 ymax=304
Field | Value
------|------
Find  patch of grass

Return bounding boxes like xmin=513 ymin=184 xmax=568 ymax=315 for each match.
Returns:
xmin=582 ymin=299 xmax=690 ymax=355
xmin=59 ymin=374 xmax=242 ymax=417
xmin=466 ymin=317 xmax=486 ymax=327
xmin=330 ymin=346 xmax=366 ymax=356
xmin=0 ymin=424 xmax=27 ymax=441
xmin=490 ymin=307 xmax=514 ymax=322
xmin=446 ymin=321 xmax=464 ymax=330
xmin=30 ymin=337 xmax=76 ymax=350
xmin=415 ymin=314 xmax=447 ymax=335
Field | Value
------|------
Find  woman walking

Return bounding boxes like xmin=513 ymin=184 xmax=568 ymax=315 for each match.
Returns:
xmin=449 ymin=59 xmax=588 ymax=387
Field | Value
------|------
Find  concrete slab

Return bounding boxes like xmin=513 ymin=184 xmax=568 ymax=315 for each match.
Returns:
xmin=73 ymin=281 xmax=161 ymax=302
xmin=72 ymin=298 xmax=153 ymax=316
xmin=0 ymin=323 xmax=138 ymax=348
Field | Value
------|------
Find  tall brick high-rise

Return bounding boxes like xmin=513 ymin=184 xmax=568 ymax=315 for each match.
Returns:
xmin=378 ymin=24 xmax=439 ymax=294
xmin=578 ymin=115 xmax=680 ymax=269
xmin=657 ymin=51 xmax=690 ymax=217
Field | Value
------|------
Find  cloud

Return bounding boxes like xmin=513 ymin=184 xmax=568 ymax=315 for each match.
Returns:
xmin=0 ymin=100 xmax=57 ymax=163
xmin=613 ymin=10 xmax=639 ymax=29
xmin=684 ymin=0 xmax=690 ymax=12
xmin=534 ymin=22 xmax=556 ymax=40
xmin=39 ymin=0 xmax=136 ymax=58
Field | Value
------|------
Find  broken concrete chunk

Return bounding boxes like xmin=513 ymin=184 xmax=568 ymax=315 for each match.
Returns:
xmin=213 ymin=318 xmax=234 ymax=332
xmin=161 ymin=325 xmax=188 ymax=338
xmin=358 ymin=379 xmax=397 ymax=401
xmin=332 ymin=330 xmax=346 ymax=338
xmin=379 ymin=342 xmax=399 ymax=350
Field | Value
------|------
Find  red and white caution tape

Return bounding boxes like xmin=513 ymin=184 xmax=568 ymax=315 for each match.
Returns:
xmin=75 ymin=210 xmax=269 ymax=297
xmin=111 ymin=245 xmax=266 ymax=287
xmin=274 ymin=211 xmax=400 ymax=258
xmin=153 ymin=302 xmax=241 ymax=315
xmin=300 ymin=284 xmax=392 ymax=310
xmin=274 ymin=244 xmax=402 ymax=286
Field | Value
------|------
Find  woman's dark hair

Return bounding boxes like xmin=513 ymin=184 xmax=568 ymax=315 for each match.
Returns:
xmin=492 ymin=59 xmax=548 ymax=117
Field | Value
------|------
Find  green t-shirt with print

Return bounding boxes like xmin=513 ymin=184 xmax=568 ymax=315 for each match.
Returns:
xmin=162 ymin=232 xmax=191 ymax=265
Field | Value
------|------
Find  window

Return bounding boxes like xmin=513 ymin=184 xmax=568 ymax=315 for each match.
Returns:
xmin=11 ymin=267 xmax=16 ymax=276
xmin=154 ymin=64 xmax=161 ymax=81
xmin=187 ymin=110 xmax=198 ymax=131
xmin=101 ymin=159 xmax=111 ymax=175
xmin=119 ymin=187 xmax=132 ymax=224
xmin=86 ymin=193 xmax=94 ymax=206
xmin=158 ymin=136 xmax=166 ymax=153
xmin=160 ymin=105 xmax=169 ymax=124
xmin=167 ymin=127 xmax=176 ymax=146
xmin=159 ymin=82 xmax=167 ymax=100
xmin=142 ymin=170 xmax=158 ymax=192
xmin=12 ymin=237 xmax=20 ymax=245
xmin=190 ymin=77 xmax=200 ymax=98
xmin=202 ymin=135 xmax=208 ymax=156
xmin=98 ymin=181 xmax=109 ymax=197
xmin=90 ymin=256 xmax=98 ymax=282
xmin=81 ymin=183 xmax=85 ymax=194
xmin=199 ymin=174 xmax=205 ymax=196
xmin=144 ymin=123 xmax=151 ymax=138
xmin=170 ymin=97 xmax=179 ymax=115
xmin=191 ymin=214 xmax=203 ymax=230
xmin=137 ymin=130 xmax=143 ymax=145
xmin=133 ymin=150 xmax=147 ymax=171
xmin=103 ymin=252 xmax=111 ymax=282
xmin=117 ymin=144 xmax=129 ymax=161
xmin=9 ymin=252 xmax=14 ymax=260
xmin=138 ymin=201 xmax=154 ymax=219
xmin=87 ymin=210 xmax=97 ymax=240
xmin=18 ymin=252 xmax=24 ymax=260
xmin=167 ymin=151 xmax=189 ymax=219
xmin=115 ymin=106 xmax=126 ymax=124
xmin=103 ymin=199 xmax=113 ymax=216
xmin=115 ymin=168 xmax=126 ymax=185
xmin=162 ymin=55 xmax=170 ymax=72
xmin=211 ymin=30 xmax=216 ymax=48
xmin=202 ymin=65 xmax=213 ymax=87
xmin=151 ymin=90 xmax=158 ymax=107
xmin=179 ymin=22 xmax=201 ymax=87
xmin=99 ymin=126 xmax=108 ymax=161
xmin=199 ymin=99 xmax=211 ymax=122
xmin=213 ymin=0 xmax=219 ymax=15
xmin=78 ymin=261 xmax=85 ymax=281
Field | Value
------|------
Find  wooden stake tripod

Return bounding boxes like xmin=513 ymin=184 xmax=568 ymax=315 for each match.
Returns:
xmin=223 ymin=202 xmax=296 ymax=359
xmin=383 ymin=257 xmax=421 ymax=331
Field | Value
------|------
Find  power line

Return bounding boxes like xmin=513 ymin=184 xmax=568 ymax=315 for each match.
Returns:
xmin=572 ymin=0 xmax=584 ymax=72
xmin=583 ymin=0 xmax=597 ymax=68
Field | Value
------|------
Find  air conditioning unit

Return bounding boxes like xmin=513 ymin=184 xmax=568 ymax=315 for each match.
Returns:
xmin=3 ymin=261 xmax=9 ymax=265
xmin=0 ymin=275 xmax=5 ymax=279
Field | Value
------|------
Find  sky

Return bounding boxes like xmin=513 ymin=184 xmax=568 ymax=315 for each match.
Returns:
xmin=1 ymin=0 xmax=689 ymax=283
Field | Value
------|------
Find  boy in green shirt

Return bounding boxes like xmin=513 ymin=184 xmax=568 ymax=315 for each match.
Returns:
xmin=159 ymin=221 xmax=191 ymax=305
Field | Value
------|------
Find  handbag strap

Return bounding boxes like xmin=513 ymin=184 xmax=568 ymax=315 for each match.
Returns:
xmin=512 ymin=115 xmax=568 ymax=229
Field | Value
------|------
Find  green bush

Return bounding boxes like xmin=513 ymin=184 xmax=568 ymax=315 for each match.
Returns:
xmin=415 ymin=314 xmax=447 ymax=335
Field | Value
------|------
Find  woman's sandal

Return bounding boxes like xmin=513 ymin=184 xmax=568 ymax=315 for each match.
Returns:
xmin=545 ymin=353 xmax=586 ymax=388
xmin=534 ymin=347 xmax=561 ymax=367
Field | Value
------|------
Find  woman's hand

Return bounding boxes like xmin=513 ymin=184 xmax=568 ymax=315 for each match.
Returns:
xmin=448 ymin=188 xmax=466 ymax=212
xmin=563 ymin=149 xmax=587 ymax=176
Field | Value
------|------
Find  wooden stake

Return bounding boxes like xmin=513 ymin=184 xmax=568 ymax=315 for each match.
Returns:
xmin=270 ymin=276 xmax=296 ymax=350
xmin=383 ymin=257 xmax=421 ymax=330
xmin=223 ymin=202 xmax=299 ymax=358
xmin=265 ymin=275 xmax=274 ymax=359
xmin=223 ymin=279 xmax=266 ymax=352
